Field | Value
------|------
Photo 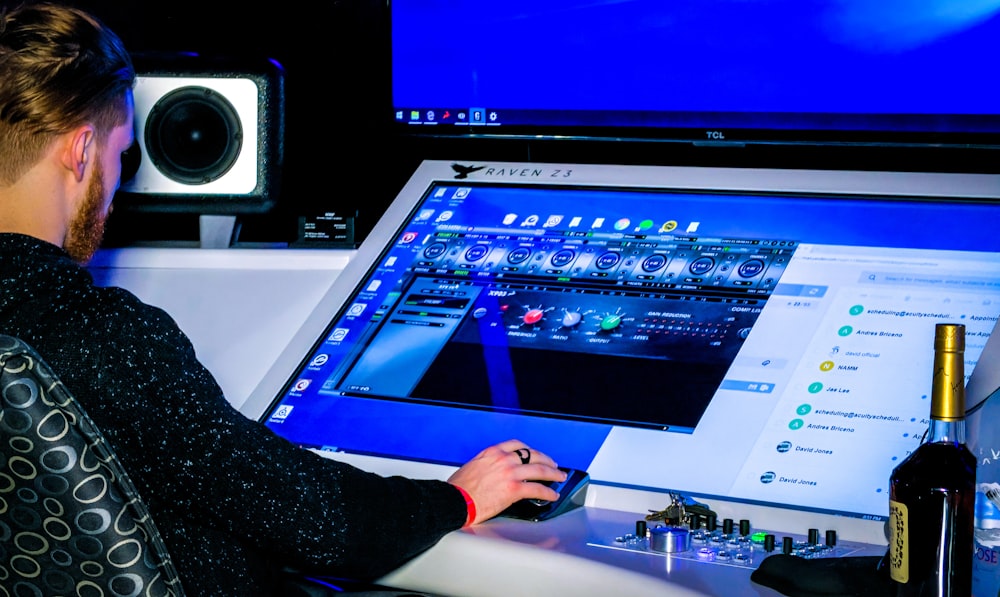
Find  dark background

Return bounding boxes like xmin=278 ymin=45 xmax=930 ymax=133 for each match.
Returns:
xmin=60 ymin=0 xmax=397 ymax=246
xmin=20 ymin=1 xmax=1000 ymax=247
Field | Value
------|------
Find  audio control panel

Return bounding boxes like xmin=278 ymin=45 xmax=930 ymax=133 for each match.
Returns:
xmin=413 ymin=234 xmax=795 ymax=296
xmin=315 ymin=228 xmax=803 ymax=431
xmin=591 ymin=515 xmax=874 ymax=569
xmin=406 ymin=232 xmax=798 ymax=361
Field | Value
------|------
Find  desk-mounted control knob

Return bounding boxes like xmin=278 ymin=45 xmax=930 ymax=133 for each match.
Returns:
xmin=705 ymin=513 xmax=718 ymax=531
xmin=763 ymin=534 xmax=776 ymax=552
xmin=650 ymin=526 xmax=690 ymax=553
xmin=782 ymin=536 xmax=794 ymax=555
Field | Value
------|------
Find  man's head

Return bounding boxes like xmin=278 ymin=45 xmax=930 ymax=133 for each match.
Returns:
xmin=0 ymin=1 xmax=135 ymax=261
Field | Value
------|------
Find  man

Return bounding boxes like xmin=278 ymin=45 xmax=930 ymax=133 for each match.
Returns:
xmin=0 ymin=3 xmax=567 ymax=594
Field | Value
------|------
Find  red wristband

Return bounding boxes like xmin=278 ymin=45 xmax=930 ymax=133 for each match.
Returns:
xmin=454 ymin=485 xmax=476 ymax=527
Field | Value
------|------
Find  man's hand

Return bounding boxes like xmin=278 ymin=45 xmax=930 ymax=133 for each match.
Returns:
xmin=447 ymin=439 xmax=567 ymax=525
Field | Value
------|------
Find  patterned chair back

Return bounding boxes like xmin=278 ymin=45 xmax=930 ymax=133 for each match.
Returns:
xmin=0 ymin=334 xmax=185 ymax=596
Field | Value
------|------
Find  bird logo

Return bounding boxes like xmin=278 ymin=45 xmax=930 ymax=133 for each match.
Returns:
xmin=452 ymin=163 xmax=485 ymax=179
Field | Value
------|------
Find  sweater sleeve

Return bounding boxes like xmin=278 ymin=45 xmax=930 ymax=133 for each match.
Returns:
xmin=86 ymin=294 xmax=468 ymax=580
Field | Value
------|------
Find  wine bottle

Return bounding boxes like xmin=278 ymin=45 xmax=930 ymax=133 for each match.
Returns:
xmin=888 ymin=323 xmax=976 ymax=596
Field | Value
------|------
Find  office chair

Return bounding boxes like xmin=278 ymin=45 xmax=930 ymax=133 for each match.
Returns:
xmin=0 ymin=334 xmax=185 ymax=596
xmin=0 ymin=335 xmax=435 ymax=596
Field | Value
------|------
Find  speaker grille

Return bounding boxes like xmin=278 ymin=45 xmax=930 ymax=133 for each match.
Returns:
xmin=146 ymin=86 xmax=243 ymax=184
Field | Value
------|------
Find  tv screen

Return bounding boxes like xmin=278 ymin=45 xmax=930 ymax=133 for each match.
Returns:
xmin=391 ymin=1 xmax=1000 ymax=148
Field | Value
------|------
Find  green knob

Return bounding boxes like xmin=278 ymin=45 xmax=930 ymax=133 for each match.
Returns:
xmin=601 ymin=314 xmax=622 ymax=331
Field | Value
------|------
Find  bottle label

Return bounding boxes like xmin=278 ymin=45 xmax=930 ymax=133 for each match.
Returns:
xmin=889 ymin=499 xmax=909 ymax=583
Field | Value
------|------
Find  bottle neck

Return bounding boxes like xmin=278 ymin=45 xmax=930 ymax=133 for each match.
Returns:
xmin=927 ymin=417 xmax=966 ymax=445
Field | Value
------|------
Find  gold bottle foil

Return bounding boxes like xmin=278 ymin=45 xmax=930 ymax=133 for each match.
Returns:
xmin=931 ymin=323 xmax=966 ymax=421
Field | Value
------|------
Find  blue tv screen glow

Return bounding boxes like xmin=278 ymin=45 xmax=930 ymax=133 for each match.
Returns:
xmin=391 ymin=1 xmax=1000 ymax=147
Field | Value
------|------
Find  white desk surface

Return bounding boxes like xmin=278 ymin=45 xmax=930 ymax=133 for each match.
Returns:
xmin=324 ymin=452 xmax=886 ymax=597
xmin=87 ymin=246 xmax=352 ymax=410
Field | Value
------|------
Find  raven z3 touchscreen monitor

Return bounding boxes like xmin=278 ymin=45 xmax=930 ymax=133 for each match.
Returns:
xmin=390 ymin=1 xmax=1000 ymax=149
xmin=248 ymin=160 xmax=1000 ymax=536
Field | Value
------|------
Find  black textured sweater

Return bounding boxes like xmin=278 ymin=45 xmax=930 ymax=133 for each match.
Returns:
xmin=0 ymin=233 xmax=466 ymax=594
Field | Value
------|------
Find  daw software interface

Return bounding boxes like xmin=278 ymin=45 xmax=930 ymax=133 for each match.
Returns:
xmin=260 ymin=162 xmax=1000 ymax=525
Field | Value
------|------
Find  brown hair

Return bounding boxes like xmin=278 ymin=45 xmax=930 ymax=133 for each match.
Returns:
xmin=0 ymin=2 xmax=135 ymax=185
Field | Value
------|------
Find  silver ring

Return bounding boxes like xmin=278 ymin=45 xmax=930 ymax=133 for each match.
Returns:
xmin=515 ymin=448 xmax=531 ymax=465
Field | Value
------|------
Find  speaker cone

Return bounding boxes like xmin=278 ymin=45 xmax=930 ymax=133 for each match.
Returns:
xmin=144 ymin=86 xmax=243 ymax=185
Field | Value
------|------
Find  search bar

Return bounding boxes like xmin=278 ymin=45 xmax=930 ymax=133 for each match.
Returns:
xmin=861 ymin=271 xmax=1000 ymax=290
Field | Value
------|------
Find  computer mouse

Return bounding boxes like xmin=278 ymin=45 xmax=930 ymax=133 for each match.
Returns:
xmin=500 ymin=467 xmax=590 ymax=522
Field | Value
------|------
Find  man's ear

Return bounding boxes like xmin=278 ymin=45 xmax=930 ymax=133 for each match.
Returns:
xmin=62 ymin=125 xmax=96 ymax=182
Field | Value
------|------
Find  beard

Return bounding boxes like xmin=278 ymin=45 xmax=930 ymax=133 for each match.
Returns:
xmin=63 ymin=158 xmax=110 ymax=264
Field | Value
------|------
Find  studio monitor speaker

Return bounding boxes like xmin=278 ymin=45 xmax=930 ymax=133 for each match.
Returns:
xmin=117 ymin=53 xmax=285 ymax=214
